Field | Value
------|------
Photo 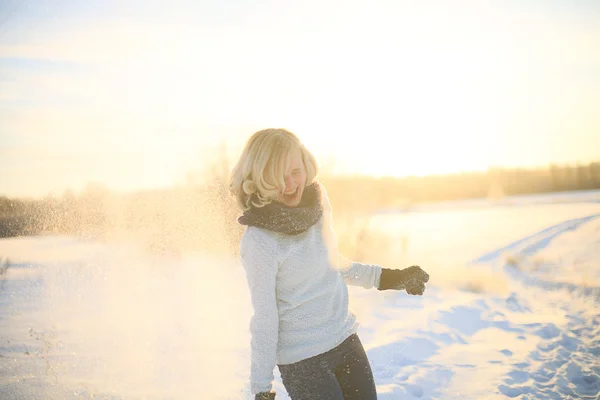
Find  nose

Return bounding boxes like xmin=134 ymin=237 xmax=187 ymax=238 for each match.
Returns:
xmin=284 ymin=175 xmax=295 ymax=190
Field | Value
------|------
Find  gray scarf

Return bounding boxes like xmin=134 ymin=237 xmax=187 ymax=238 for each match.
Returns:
xmin=238 ymin=182 xmax=323 ymax=235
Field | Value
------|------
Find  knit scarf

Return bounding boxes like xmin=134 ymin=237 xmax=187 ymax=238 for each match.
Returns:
xmin=238 ymin=182 xmax=323 ymax=235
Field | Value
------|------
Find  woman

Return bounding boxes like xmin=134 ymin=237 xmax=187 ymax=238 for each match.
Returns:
xmin=229 ymin=129 xmax=430 ymax=400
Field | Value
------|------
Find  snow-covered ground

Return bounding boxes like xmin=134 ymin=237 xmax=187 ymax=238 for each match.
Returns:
xmin=1 ymin=191 xmax=599 ymax=399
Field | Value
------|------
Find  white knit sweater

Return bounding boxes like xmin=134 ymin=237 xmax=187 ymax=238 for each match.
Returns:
xmin=240 ymin=189 xmax=382 ymax=394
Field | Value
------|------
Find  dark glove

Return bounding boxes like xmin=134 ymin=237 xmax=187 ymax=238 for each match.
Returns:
xmin=378 ymin=265 xmax=429 ymax=295
xmin=255 ymin=391 xmax=275 ymax=400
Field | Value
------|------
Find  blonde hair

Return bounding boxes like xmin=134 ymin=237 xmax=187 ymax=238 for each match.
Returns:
xmin=229 ymin=128 xmax=319 ymax=210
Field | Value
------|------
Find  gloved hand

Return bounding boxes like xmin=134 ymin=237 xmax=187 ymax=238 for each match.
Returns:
xmin=255 ymin=391 xmax=276 ymax=400
xmin=378 ymin=265 xmax=429 ymax=295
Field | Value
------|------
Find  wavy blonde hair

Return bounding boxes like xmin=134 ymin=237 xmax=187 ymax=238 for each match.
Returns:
xmin=229 ymin=128 xmax=319 ymax=211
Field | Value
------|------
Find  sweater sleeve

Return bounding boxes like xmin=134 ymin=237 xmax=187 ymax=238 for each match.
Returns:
xmin=338 ymin=257 xmax=382 ymax=289
xmin=240 ymin=228 xmax=280 ymax=395
xmin=319 ymin=183 xmax=383 ymax=289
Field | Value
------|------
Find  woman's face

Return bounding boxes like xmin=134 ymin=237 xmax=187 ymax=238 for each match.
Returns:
xmin=277 ymin=148 xmax=307 ymax=207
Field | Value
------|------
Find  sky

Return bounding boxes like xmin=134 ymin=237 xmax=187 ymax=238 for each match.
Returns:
xmin=1 ymin=0 xmax=599 ymax=198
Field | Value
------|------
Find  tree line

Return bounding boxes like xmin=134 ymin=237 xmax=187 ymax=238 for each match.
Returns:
xmin=1 ymin=161 xmax=599 ymax=249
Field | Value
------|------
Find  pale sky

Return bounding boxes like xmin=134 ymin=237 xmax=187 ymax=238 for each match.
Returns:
xmin=1 ymin=0 xmax=599 ymax=198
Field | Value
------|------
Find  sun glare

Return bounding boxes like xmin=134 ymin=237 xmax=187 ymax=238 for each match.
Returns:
xmin=2 ymin=0 xmax=598 ymax=197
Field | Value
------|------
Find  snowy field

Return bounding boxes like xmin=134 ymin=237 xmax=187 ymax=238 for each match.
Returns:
xmin=1 ymin=190 xmax=599 ymax=399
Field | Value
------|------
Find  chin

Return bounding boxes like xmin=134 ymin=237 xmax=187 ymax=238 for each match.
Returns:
xmin=287 ymin=198 xmax=302 ymax=207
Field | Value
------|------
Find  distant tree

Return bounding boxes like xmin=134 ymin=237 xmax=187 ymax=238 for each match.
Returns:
xmin=549 ymin=164 xmax=560 ymax=190
xmin=590 ymin=162 xmax=600 ymax=185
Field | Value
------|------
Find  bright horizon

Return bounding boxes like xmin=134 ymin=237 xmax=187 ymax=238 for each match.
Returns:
xmin=1 ymin=0 xmax=599 ymax=198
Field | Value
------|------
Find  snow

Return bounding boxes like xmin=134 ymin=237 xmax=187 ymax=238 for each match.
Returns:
xmin=1 ymin=191 xmax=599 ymax=399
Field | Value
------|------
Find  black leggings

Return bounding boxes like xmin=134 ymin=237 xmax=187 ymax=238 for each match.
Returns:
xmin=278 ymin=334 xmax=378 ymax=400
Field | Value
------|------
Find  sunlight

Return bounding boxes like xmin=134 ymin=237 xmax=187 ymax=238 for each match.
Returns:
xmin=2 ymin=0 xmax=598 ymax=197
xmin=1 ymin=2 xmax=600 ymax=398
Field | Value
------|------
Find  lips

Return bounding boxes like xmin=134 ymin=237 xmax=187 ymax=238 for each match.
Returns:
xmin=284 ymin=187 xmax=298 ymax=197
xmin=281 ymin=186 xmax=300 ymax=205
